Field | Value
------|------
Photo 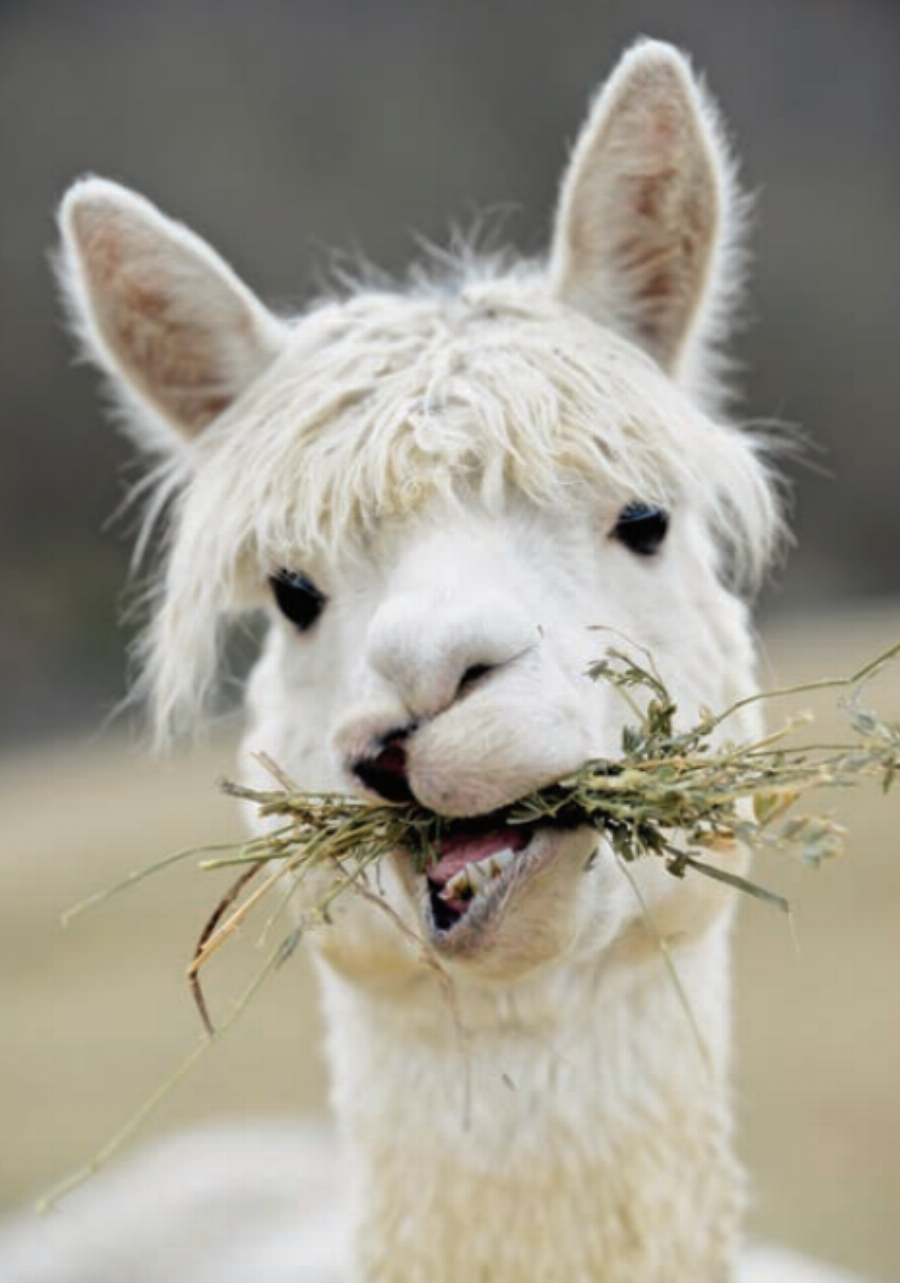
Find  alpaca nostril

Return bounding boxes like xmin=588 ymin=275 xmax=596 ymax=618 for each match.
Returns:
xmin=354 ymin=737 xmax=415 ymax=804
xmin=459 ymin=662 xmax=492 ymax=693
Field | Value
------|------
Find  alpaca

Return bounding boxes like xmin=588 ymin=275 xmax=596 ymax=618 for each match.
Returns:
xmin=3 ymin=39 xmax=868 ymax=1283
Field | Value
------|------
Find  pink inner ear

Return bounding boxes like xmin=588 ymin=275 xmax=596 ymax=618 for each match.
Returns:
xmin=611 ymin=95 xmax=717 ymax=359
xmin=617 ymin=163 xmax=714 ymax=356
xmin=80 ymin=223 xmax=240 ymax=431
xmin=97 ymin=271 xmax=237 ymax=430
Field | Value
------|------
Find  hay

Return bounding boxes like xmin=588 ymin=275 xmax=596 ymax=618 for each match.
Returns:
xmin=187 ymin=643 xmax=900 ymax=1030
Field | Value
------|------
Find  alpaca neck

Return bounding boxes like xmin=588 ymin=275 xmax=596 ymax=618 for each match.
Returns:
xmin=318 ymin=919 xmax=744 ymax=1283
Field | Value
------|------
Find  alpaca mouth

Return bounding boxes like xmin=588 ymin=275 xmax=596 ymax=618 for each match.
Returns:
xmin=421 ymin=815 xmax=584 ymax=950
xmin=426 ymin=819 xmax=534 ymax=928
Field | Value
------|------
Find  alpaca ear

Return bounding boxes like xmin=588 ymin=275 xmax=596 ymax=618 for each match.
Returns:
xmin=58 ymin=178 xmax=285 ymax=448
xmin=549 ymin=40 xmax=739 ymax=389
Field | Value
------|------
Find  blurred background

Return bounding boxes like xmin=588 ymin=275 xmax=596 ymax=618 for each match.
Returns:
xmin=0 ymin=0 xmax=898 ymax=1279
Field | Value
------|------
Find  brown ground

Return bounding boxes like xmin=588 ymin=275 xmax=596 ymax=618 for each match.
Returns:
xmin=1 ymin=603 xmax=898 ymax=1280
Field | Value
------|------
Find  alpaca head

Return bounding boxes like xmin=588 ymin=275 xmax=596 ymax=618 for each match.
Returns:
xmin=59 ymin=41 xmax=780 ymax=991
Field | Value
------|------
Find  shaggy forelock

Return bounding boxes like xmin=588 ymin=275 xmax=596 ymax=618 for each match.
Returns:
xmin=140 ymin=270 xmax=782 ymax=740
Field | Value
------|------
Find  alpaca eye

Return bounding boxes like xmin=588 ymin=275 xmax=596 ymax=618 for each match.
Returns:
xmin=612 ymin=503 xmax=670 ymax=557
xmin=270 ymin=570 xmax=327 ymax=631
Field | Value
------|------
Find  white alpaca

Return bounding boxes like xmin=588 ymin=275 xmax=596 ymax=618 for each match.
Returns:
xmin=3 ymin=39 xmax=867 ymax=1283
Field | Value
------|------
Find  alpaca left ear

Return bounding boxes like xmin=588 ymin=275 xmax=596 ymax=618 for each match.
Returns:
xmin=58 ymin=178 xmax=285 ymax=450
xmin=549 ymin=40 xmax=740 ymax=393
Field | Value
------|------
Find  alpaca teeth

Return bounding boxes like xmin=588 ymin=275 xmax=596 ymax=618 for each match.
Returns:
xmin=441 ymin=869 xmax=474 ymax=903
xmin=440 ymin=847 xmax=517 ymax=903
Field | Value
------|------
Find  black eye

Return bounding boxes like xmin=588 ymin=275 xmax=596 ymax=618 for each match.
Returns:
xmin=270 ymin=570 xmax=327 ymax=631
xmin=612 ymin=503 xmax=670 ymax=557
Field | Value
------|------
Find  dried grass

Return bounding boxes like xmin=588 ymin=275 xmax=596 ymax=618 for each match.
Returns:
xmin=186 ymin=642 xmax=900 ymax=1028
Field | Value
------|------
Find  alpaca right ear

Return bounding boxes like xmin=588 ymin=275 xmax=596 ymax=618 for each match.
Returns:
xmin=58 ymin=178 xmax=285 ymax=450
xmin=549 ymin=41 xmax=739 ymax=401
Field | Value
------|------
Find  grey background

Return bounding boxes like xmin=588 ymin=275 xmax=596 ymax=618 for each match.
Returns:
xmin=2 ymin=0 xmax=898 ymax=744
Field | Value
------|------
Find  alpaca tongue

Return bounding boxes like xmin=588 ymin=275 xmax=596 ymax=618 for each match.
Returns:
xmin=427 ymin=824 xmax=530 ymax=888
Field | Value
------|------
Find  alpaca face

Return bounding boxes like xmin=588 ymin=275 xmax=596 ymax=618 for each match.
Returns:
xmin=242 ymin=459 xmax=761 ymax=980
xmin=57 ymin=41 xmax=780 ymax=986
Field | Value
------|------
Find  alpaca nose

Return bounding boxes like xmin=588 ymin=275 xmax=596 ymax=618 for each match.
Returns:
xmin=354 ymin=734 xmax=415 ymax=804
xmin=366 ymin=594 xmax=536 ymax=721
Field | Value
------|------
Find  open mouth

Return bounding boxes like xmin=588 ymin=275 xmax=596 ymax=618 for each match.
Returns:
xmin=420 ymin=814 xmax=586 ymax=950
xmin=426 ymin=819 xmax=535 ymax=929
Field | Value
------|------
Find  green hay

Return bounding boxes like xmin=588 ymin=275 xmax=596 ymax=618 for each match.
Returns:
xmin=205 ymin=641 xmax=900 ymax=931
